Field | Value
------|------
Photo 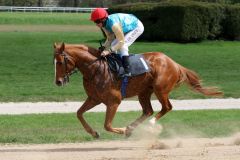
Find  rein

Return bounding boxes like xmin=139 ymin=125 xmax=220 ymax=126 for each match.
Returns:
xmin=84 ymin=56 xmax=114 ymax=82
xmin=56 ymin=49 xmax=114 ymax=84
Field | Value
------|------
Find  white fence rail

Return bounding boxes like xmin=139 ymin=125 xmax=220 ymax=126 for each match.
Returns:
xmin=0 ymin=6 xmax=103 ymax=13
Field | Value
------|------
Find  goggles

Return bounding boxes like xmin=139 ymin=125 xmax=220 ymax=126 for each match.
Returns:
xmin=94 ymin=19 xmax=102 ymax=24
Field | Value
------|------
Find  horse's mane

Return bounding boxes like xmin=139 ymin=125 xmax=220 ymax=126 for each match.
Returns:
xmin=64 ymin=44 xmax=99 ymax=57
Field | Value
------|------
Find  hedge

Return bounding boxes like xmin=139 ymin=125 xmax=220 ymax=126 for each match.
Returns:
xmin=108 ymin=1 xmax=240 ymax=42
xmin=223 ymin=5 xmax=240 ymax=40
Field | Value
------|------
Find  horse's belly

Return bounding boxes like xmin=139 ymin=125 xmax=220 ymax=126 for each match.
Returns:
xmin=125 ymin=74 xmax=152 ymax=97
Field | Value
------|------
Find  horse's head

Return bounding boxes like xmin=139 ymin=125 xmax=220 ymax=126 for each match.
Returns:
xmin=53 ymin=42 xmax=76 ymax=86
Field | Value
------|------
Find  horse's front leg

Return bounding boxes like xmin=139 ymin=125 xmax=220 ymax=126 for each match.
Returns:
xmin=77 ymin=97 xmax=100 ymax=138
xmin=104 ymin=103 xmax=126 ymax=134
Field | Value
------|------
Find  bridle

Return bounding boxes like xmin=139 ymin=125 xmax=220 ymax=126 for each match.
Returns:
xmin=55 ymin=50 xmax=78 ymax=84
xmin=55 ymin=48 xmax=115 ymax=85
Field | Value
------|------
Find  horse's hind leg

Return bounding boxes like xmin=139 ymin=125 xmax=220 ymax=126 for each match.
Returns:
xmin=125 ymin=90 xmax=154 ymax=137
xmin=150 ymin=93 xmax=172 ymax=124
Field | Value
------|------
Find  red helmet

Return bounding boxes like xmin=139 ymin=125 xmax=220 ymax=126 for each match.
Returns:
xmin=90 ymin=8 xmax=108 ymax=21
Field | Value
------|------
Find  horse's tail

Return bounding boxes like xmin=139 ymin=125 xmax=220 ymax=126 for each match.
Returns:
xmin=178 ymin=65 xmax=223 ymax=96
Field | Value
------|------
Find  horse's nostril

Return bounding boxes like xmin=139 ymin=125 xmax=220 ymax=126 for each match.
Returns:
xmin=56 ymin=80 xmax=63 ymax=86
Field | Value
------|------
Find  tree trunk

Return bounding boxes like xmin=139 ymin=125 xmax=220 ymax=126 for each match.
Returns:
xmin=38 ymin=0 xmax=43 ymax=7
xmin=74 ymin=0 xmax=79 ymax=7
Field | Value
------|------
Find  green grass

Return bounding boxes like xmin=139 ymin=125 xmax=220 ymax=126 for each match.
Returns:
xmin=0 ymin=110 xmax=239 ymax=144
xmin=0 ymin=12 xmax=91 ymax=25
xmin=0 ymin=31 xmax=239 ymax=101
xmin=135 ymin=41 xmax=240 ymax=99
xmin=0 ymin=12 xmax=239 ymax=101
xmin=0 ymin=31 xmax=100 ymax=101
xmin=0 ymin=12 xmax=239 ymax=145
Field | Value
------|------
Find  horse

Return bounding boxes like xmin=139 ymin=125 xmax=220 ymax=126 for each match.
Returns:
xmin=53 ymin=42 xmax=223 ymax=138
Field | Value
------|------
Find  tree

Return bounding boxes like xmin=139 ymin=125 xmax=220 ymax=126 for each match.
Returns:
xmin=38 ymin=0 xmax=42 ymax=6
xmin=73 ymin=0 xmax=79 ymax=7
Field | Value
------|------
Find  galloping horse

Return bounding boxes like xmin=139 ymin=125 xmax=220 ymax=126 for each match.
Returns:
xmin=53 ymin=42 xmax=222 ymax=138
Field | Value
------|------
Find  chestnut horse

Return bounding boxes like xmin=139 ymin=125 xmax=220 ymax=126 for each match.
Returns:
xmin=54 ymin=42 xmax=222 ymax=138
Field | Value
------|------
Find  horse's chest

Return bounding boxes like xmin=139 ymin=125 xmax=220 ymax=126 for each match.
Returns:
xmin=83 ymin=80 xmax=112 ymax=96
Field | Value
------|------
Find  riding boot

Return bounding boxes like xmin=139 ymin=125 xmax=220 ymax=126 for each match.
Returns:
xmin=122 ymin=56 xmax=131 ymax=77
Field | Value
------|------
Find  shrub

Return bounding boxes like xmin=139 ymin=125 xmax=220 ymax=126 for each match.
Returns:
xmin=223 ymin=5 xmax=240 ymax=40
xmin=108 ymin=1 xmax=238 ymax=42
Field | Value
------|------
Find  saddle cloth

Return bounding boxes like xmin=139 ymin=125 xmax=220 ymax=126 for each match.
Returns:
xmin=106 ymin=53 xmax=150 ymax=77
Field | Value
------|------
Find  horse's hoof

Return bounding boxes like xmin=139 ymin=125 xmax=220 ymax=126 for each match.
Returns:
xmin=93 ymin=132 xmax=100 ymax=139
xmin=125 ymin=131 xmax=132 ymax=137
xmin=125 ymin=126 xmax=134 ymax=138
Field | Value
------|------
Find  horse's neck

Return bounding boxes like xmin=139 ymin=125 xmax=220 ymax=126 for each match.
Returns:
xmin=66 ymin=48 xmax=96 ymax=63
xmin=87 ymin=47 xmax=100 ymax=57
xmin=65 ymin=47 xmax=100 ymax=77
xmin=65 ymin=44 xmax=99 ymax=57
xmin=64 ymin=44 xmax=105 ymax=80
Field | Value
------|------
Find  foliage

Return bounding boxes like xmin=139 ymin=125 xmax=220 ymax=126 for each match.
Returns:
xmin=109 ymin=1 xmax=240 ymax=42
xmin=0 ymin=0 xmax=38 ymax=6
xmin=192 ymin=0 xmax=240 ymax=4
xmin=223 ymin=5 xmax=240 ymax=40
xmin=1 ymin=0 xmax=240 ymax=7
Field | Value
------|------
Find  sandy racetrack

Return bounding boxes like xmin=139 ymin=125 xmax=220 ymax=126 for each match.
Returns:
xmin=0 ymin=100 xmax=240 ymax=159
xmin=1 ymin=123 xmax=240 ymax=160
xmin=1 ymin=135 xmax=240 ymax=160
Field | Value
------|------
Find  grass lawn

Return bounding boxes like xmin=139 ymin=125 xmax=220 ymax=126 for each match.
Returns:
xmin=0 ymin=12 xmax=239 ymax=145
xmin=0 ymin=110 xmax=239 ymax=144
xmin=0 ymin=12 xmax=91 ymax=25
xmin=0 ymin=31 xmax=239 ymax=101
xmin=0 ymin=12 xmax=239 ymax=101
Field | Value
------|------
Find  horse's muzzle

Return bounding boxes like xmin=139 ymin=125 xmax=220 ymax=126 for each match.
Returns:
xmin=55 ymin=80 xmax=61 ymax=86
xmin=55 ymin=76 xmax=69 ymax=86
xmin=55 ymin=80 xmax=63 ymax=86
xmin=55 ymin=78 xmax=66 ymax=86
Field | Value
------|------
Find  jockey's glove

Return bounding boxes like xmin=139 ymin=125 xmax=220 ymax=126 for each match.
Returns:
xmin=101 ymin=50 xmax=111 ymax=57
xmin=98 ymin=46 xmax=105 ymax=52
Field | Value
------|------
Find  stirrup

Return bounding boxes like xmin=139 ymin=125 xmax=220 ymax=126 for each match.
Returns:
xmin=121 ymin=72 xmax=131 ymax=77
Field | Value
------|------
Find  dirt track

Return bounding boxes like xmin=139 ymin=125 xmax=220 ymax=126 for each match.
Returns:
xmin=1 ymin=99 xmax=240 ymax=115
xmin=1 ymin=135 xmax=240 ymax=160
xmin=0 ymin=99 xmax=240 ymax=159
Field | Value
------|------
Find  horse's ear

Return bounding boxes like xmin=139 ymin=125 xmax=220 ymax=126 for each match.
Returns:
xmin=53 ymin=42 xmax=57 ymax=49
xmin=60 ymin=42 xmax=65 ymax=51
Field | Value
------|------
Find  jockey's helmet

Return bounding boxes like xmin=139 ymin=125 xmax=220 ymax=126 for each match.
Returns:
xmin=90 ymin=8 xmax=108 ymax=21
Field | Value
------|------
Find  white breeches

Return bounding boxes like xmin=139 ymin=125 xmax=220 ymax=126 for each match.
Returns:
xmin=111 ymin=20 xmax=144 ymax=57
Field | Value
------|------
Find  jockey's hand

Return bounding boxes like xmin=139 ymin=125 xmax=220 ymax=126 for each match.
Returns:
xmin=98 ymin=46 xmax=105 ymax=52
xmin=101 ymin=50 xmax=111 ymax=57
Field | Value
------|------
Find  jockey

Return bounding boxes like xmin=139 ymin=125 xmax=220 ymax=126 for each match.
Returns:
xmin=90 ymin=8 xmax=144 ymax=77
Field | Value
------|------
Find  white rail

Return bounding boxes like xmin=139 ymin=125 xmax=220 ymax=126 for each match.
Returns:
xmin=0 ymin=6 xmax=105 ymax=13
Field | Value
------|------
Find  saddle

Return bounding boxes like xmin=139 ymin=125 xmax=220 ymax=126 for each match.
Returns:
xmin=106 ymin=53 xmax=150 ymax=78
